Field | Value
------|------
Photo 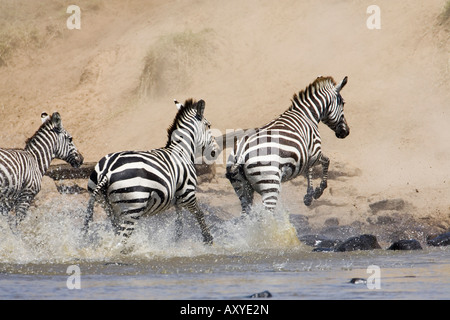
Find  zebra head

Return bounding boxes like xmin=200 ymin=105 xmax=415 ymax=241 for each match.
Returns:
xmin=322 ymin=76 xmax=350 ymax=139
xmin=46 ymin=112 xmax=84 ymax=168
xmin=172 ymin=99 xmax=219 ymax=163
xmin=194 ymin=100 xmax=219 ymax=162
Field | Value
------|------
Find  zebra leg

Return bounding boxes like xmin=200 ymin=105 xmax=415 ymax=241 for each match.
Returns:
xmin=115 ymin=214 xmax=139 ymax=240
xmin=226 ymin=164 xmax=254 ymax=214
xmin=12 ymin=192 xmax=35 ymax=232
xmin=313 ymin=154 xmax=330 ymax=200
xmin=238 ymin=182 xmax=254 ymax=215
xmin=175 ymin=205 xmax=183 ymax=241
xmin=304 ymin=167 xmax=315 ymax=206
xmin=185 ymin=201 xmax=213 ymax=245
xmin=261 ymin=179 xmax=281 ymax=212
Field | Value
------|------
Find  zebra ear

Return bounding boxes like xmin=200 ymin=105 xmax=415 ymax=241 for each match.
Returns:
xmin=174 ymin=99 xmax=183 ymax=110
xmin=196 ymin=100 xmax=205 ymax=119
xmin=41 ymin=112 xmax=50 ymax=124
xmin=336 ymin=76 xmax=348 ymax=92
xmin=51 ymin=112 xmax=62 ymax=130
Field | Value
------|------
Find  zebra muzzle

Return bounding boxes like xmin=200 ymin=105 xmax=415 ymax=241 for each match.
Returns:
xmin=335 ymin=125 xmax=350 ymax=139
xmin=70 ymin=153 xmax=84 ymax=168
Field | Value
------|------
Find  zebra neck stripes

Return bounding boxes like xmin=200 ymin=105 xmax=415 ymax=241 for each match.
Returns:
xmin=24 ymin=124 xmax=58 ymax=177
xmin=166 ymin=126 xmax=198 ymax=164
xmin=290 ymin=76 xmax=340 ymax=125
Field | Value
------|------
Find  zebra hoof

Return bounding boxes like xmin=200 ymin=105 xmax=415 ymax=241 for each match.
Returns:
xmin=203 ymin=234 xmax=214 ymax=245
xmin=313 ymin=188 xmax=324 ymax=199
xmin=303 ymin=194 xmax=313 ymax=206
xmin=119 ymin=245 xmax=135 ymax=255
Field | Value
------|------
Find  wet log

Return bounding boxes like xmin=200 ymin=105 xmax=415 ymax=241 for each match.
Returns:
xmin=46 ymin=162 xmax=216 ymax=181
xmin=46 ymin=162 xmax=96 ymax=180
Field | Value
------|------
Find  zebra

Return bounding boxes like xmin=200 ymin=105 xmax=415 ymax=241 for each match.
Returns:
xmin=226 ymin=76 xmax=349 ymax=214
xmin=0 ymin=112 xmax=84 ymax=232
xmin=84 ymin=98 xmax=218 ymax=245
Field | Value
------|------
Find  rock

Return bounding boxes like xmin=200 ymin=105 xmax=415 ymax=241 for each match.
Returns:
xmin=312 ymin=247 xmax=334 ymax=252
xmin=319 ymin=225 xmax=360 ymax=240
xmin=289 ymin=214 xmax=311 ymax=234
xmin=248 ymin=290 xmax=272 ymax=298
xmin=349 ymin=278 xmax=367 ymax=284
xmin=376 ymin=215 xmax=396 ymax=225
xmin=427 ymin=232 xmax=450 ymax=247
xmin=334 ymin=234 xmax=381 ymax=252
xmin=369 ymin=198 xmax=405 ymax=213
xmin=298 ymin=234 xmax=340 ymax=248
xmin=387 ymin=239 xmax=422 ymax=250
xmin=324 ymin=217 xmax=339 ymax=227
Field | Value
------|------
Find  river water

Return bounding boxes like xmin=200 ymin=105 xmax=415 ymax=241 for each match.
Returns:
xmin=0 ymin=197 xmax=449 ymax=300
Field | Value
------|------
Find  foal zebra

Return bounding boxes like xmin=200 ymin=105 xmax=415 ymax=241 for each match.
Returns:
xmin=84 ymin=99 xmax=218 ymax=245
xmin=226 ymin=76 xmax=349 ymax=214
xmin=0 ymin=112 xmax=84 ymax=231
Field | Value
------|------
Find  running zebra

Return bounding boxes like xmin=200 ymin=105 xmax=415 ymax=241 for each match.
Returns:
xmin=226 ymin=76 xmax=349 ymax=214
xmin=84 ymin=99 xmax=218 ymax=245
xmin=0 ymin=112 xmax=84 ymax=231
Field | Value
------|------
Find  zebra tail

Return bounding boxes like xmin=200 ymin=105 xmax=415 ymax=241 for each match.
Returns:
xmin=92 ymin=174 xmax=108 ymax=198
xmin=83 ymin=175 xmax=108 ymax=235
xmin=226 ymin=160 xmax=245 ymax=183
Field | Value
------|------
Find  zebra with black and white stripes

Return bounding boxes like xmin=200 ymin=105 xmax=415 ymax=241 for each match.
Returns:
xmin=0 ymin=112 xmax=84 ymax=231
xmin=84 ymin=99 xmax=218 ymax=245
xmin=226 ymin=76 xmax=349 ymax=214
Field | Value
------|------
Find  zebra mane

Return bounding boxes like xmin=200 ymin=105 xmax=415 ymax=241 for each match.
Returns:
xmin=25 ymin=115 xmax=55 ymax=148
xmin=290 ymin=76 xmax=337 ymax=110
xmin=165 ymin=98 xmax=198 ymax=148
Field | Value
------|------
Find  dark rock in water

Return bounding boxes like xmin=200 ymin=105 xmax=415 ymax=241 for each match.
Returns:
xmin=387 ymin=239 xmax=422 ymax=250
xmin=375 ymin=215 xmax=396 ymax=225
xmin=324 ymin=217 xmax=339 ymax=227
xmin=319 ymin=225 xmax=360 ymax=240
xmin=312 ymin=247 xmax=334 ymax=252
xmin=298 ymin=234 xmax=340 ymax=248
xmin=334 ymin=234 xmax=381 ymax=252
xmin=289 ymin=214 xmax=311 ymax=234
xmin=427 ymin=232 xmax=450 ymax=247
xmin=349 ymin=278 xmax=367 ymax=284
xmin=248 ymin=290 xmax=272 ymax=298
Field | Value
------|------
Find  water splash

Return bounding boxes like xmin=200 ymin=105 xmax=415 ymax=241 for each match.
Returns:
xmin=0 ymin=195 xmax=302 ymax=264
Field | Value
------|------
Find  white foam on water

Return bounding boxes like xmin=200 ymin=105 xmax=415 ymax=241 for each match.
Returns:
xmin=0 ymin=196 xmax=303 ymax=264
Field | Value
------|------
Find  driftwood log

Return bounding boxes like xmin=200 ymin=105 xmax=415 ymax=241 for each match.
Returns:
xmin=46 ymin=162 xmax=216 ymax=182
xmin=45 ymin=162 xmax=97 ymax=180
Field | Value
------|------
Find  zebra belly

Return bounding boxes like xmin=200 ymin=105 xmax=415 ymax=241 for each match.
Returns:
xmin=237 ymin=128 xmax=309 ymax=189
xmin=244 ymin=156 xmax=302 ymax=194
xmin=107 ymin=176 xmax=174 ymax=217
